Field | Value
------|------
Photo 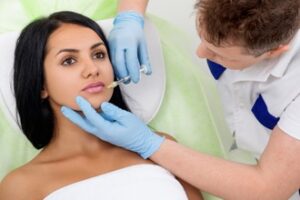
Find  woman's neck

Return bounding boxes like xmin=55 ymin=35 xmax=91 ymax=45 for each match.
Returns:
xmin=40 ymin=106 xmax=114 ymax=160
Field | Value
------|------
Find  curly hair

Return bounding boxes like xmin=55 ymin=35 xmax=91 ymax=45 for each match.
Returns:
xmin=195 ymin=0 xmax=300 ymax=56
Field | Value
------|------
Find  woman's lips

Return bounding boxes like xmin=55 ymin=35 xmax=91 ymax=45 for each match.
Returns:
xmin=82 ymin=81 xmax=105 ymax=93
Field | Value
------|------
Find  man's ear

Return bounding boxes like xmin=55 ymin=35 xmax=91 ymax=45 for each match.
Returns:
xmin=267 ymin=44 xmax=289 ymax=58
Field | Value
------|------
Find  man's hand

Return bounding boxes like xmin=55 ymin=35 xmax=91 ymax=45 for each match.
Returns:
xmin=61 ymin=96 xmax=164 ymax=159
xmin=108 ymin=11 xmax=151 ymax=83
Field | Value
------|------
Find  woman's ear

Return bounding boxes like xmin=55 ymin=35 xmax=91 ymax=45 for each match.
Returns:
xmin=267 ymin=44 xmax=289 ymax=58
xmin=41 ymin=89 xmax=48 ymax=99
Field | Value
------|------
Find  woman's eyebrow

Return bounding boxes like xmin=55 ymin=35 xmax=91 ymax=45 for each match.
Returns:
xmin=56 ymin=48 xmax=78 ymax=56
xmin=56 ymin=42 xmax=105 ymax=56
xmin=90 ymin=42 xmax=104 ymax=50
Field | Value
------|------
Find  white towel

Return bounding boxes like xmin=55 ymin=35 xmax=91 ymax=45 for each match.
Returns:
xmin=44 ymin=164 xmax=188 ymax=200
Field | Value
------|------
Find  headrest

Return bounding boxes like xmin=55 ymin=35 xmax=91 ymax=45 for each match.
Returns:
xmin=0 ymin=18 xmax=166 ymax=132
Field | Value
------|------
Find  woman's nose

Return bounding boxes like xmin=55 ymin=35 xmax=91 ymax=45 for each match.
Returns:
xmin=82 ymin=60 xmax=100 ymax=78
xmin=196 ymin=43 xmax=214 ymax=59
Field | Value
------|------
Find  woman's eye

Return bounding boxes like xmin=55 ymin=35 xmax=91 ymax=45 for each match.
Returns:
xmin=62 ymin=57 xmax=76 ymax=66
xmin=93 ymin=51 xmax=105 ymax=59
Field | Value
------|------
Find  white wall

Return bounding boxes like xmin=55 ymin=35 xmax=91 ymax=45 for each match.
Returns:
xmin=148 ymin=0 xmax=200 ymax=49
xmin=147 ymin=0 xmax=205 ymax=67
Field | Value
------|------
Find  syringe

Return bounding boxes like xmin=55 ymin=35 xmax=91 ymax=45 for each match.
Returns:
xmin=106 ymin=65 xmax=148 ymax=89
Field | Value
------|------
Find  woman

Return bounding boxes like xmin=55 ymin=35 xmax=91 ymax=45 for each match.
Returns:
xmin=0 ymin=11 xmax=202 ymax=200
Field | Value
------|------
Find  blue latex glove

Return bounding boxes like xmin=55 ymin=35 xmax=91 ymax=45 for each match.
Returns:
xmin=108 ymin=11 xmax=152 ymax=83
xmin=61 ymin=96 xmax=164 ymax=159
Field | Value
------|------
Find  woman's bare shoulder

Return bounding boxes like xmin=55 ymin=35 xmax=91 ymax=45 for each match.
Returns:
xmin=0 ymin=163 xmax=41 ymax=200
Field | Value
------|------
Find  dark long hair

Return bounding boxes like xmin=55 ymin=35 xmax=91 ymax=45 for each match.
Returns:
xmin=13 ymin=11 xmax=129 ymax=149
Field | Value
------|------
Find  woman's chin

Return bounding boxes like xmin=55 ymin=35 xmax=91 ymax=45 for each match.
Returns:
xmin=91 ymin=102 xmax=102 ymax=110
xmin=64 ymin=95 xmax=110 ymax=112
xmin=70 ymin=102 xmax=101 ymax=113
xmin=87 ymin=98 xmax=106 ymax=110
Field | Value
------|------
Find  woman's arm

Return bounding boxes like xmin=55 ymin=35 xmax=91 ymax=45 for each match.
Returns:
xmin=0 ymin=169 xmax=32 ymax=200
xmin=117 ymin=0 xmax=149 ymax=14
xmin=151 ymin=127 xmax=300 ymax=199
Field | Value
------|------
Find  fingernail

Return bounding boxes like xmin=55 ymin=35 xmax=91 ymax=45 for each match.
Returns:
xmin=141 ymin=64 xmax=152 ymax=75
xmin=146 ymin=67 xmax=152 ymax=75
xmin=123 ymin=79 xmax=131 ymax=84
xmin=61 ymin=106 xmax=67 ymax=113
xmin=146 ymin=69 xmax=152 ymax=75
xmin=141 ymin=64 xmax=148 ymax=73
xmin=131 ymin=76 xmax=138 ymax=83
xmin=76 ymin=96 xmax=83 ymax=104
xmin=101 ymin=102 xmax=110 ymax=110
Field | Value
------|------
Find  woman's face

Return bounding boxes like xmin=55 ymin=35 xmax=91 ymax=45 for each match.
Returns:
xmin=43 ymin=23 xmax=114 ymax=111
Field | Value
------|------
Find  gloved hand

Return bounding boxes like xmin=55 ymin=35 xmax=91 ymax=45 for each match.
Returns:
xmin=61 ymin=96 xmax=164 ymax=159
xmin=108 ymin=11 xmax=151 ymax=83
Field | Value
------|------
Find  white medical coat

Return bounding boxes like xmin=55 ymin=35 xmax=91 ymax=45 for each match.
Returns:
xmin=207 ymin=30 xmax=300 ymax=200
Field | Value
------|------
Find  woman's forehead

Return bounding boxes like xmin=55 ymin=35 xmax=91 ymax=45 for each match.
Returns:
xmin=46 ymin=23 xmax=103 ymax=52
